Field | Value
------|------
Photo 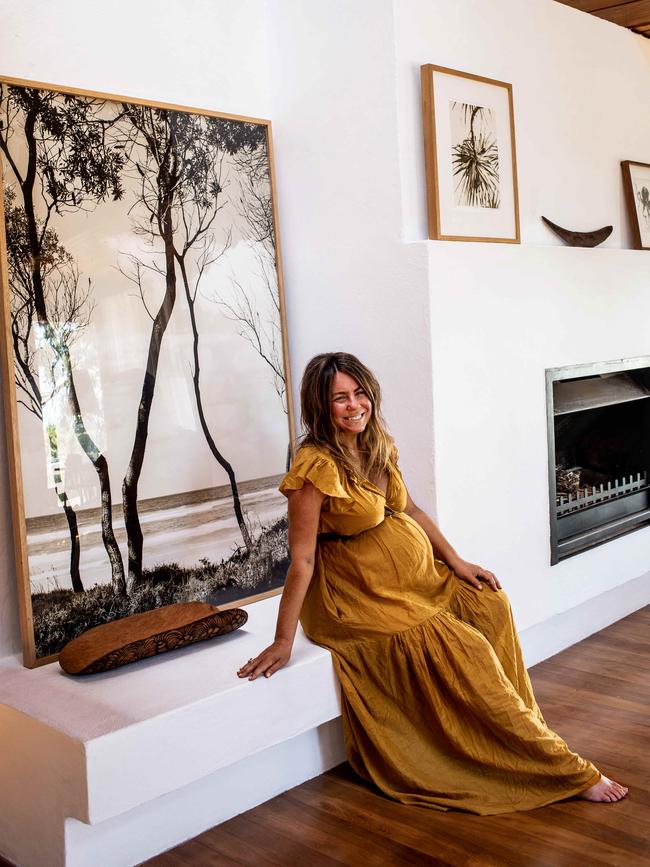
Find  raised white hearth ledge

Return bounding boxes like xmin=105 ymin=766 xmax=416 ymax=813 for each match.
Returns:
xmin=0 ymin=595 xmax=344 ymax=867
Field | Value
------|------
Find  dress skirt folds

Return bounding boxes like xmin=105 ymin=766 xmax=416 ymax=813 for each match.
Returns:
xmin=279 ymin=445 xmax=600 ymax=815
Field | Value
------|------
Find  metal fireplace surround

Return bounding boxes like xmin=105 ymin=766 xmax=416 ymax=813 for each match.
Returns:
xmin=546 ymin=356 xmax=650 ymax=564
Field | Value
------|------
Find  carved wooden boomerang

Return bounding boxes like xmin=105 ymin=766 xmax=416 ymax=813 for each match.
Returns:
xmin=541 ymin=216 xmax=612 ymax=248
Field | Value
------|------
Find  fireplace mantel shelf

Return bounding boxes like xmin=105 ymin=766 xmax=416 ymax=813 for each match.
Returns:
xmin=415 ymin=239 xmax=649 ymax=254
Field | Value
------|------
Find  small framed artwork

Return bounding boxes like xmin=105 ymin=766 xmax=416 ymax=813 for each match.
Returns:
xmin=621 ymin=160 xmax=650 ymax=250
xmin=420 ymin=64 xmax=520 ymax=243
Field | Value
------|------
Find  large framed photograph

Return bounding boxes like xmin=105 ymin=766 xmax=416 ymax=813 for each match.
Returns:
xmin=621 ymin=160 xmax=650 ymax=250
xmin=0 ymin=77 xmax=294 ymax=667
xmin=420 ymin=64 xmax=520 ymax=243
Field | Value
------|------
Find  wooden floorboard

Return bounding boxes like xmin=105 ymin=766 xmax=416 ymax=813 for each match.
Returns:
xmin=141 ymin=604 xmax=650 ymax=866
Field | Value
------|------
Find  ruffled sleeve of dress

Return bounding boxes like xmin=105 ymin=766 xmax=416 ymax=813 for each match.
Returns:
xmin=279 ymin=446 xmax=349 ymax=499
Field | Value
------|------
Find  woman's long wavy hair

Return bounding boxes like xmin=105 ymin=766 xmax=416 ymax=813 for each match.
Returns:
xmin=300 ymin=352 xmax=393 ymax=476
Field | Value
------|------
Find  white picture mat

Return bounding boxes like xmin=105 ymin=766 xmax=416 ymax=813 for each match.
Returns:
xmin=431 ymin=71 xmax=516 ymax=239
xmin=629 ymin=163 xmax=650 ymax=247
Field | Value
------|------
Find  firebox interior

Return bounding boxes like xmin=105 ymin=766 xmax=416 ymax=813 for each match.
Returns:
xmin=547 ymin=362 xmax=650 ymax=563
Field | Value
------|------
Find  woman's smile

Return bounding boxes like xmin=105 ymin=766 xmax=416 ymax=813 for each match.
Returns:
xmin=330 ymin=371 xmax=372 ymax=439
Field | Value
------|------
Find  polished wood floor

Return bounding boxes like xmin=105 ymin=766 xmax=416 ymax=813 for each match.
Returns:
xmin=144 ymin=605 xmax=650 ymax=866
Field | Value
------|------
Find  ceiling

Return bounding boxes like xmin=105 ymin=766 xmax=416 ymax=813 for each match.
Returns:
xmin=554 ymin=1 xmax=650 ymax=37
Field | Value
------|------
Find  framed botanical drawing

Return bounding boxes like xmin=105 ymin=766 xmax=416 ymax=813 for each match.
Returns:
xmin=0 ymin=76 xmax=294 ymax=667
xmin=420 ymin=64 xmax=520 ymax=243
xmin=621 ymin=160 xmax=650 ymax=250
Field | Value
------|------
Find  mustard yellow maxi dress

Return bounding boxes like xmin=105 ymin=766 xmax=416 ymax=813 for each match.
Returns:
xmin=280 ymin=444 xmax=600 ymax=815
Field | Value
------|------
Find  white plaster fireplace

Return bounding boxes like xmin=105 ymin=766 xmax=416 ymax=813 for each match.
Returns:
xmin=425 ymin=241 xmax=650 ymax=647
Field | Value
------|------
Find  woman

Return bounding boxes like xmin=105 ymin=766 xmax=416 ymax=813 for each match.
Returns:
xmin=237 ymin=352 xmax=627 ymax=813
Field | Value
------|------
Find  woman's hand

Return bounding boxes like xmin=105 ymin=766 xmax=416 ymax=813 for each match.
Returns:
xmin=404 ymin=493 xmax=501 ymax=593
xmin=449 ymin=557 xmax=502 ymax=592
xmin=237 ymin=638 xmax=292 ymax=680
xmin=236 ymin=484 xmax=322 ymax=683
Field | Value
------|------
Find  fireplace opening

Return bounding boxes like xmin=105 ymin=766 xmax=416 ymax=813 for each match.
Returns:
xmin=547 ymin=360 xmax=650 ymax=563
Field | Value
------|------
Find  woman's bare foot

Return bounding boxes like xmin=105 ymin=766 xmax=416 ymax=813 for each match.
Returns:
xmin=579 ymin=775 xmax=628 ymax=803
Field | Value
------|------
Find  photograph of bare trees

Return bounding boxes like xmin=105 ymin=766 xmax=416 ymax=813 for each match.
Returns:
xmin=0 ymin=79 xmax=293 ymax=666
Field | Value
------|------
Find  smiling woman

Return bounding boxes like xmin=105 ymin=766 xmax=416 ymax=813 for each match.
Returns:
xmin=297 ymin=352 xmax=394 ymax=491
xmin=237 ymin=351 xmax=628 ymax=814
xmin=331 ymin=373 xmax=372 ymax=436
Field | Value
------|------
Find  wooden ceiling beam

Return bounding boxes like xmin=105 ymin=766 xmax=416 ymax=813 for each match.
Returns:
xmin=555 ymin=0 xmax=636 ymax=11
xmin=555 ymin=0 xmax=650 ymax=36
xmin=591 ymin=0 xmax=650 ymax=26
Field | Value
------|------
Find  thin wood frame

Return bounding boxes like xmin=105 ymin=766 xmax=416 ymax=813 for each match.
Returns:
xmin=420 ymin=64 xmax=520 ymax=243
xmin=0 ymin=75 xmax=295 ymax=667
xmin=621 ymin=160 xmax=650 ymax=250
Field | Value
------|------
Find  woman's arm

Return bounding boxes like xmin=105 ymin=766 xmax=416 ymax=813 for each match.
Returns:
xmin=237 ymin=482 xmax=325 ymax=680
xmin=404 ymin=491 xmax=501 ymax=592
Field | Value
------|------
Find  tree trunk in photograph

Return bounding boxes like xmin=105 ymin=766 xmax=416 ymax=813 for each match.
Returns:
xmin=18 ymin=107 xmax=127 ymax=598
xmin=122 ymin=207 xmax=177 ymax=589
xmin=51 ymin=430 xmax=83 ymax=593
xmin=11 ymin=291 xmax=85 ymax=592
xmin=59 ymin=347 xmax=126 ymax=596
xmin=178 ymin=258 xmax=253 ymax=552
xmin=60 ymin=493 xmax=83 ymax=593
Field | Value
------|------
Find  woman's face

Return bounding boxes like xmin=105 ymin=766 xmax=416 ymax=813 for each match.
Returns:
xmin=330 ymin=371 xmax=372 ymax=438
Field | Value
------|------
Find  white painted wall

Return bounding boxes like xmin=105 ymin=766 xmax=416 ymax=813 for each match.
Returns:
xmin=0 ymin=0 xmax=272 ymax=117
xmin=267 ymin=0 xmax=435 ymax=505
xmin=393 ymin=0 xmax=650 ymax=630
xmin=395 ymin=0 xmax=650 ymax=246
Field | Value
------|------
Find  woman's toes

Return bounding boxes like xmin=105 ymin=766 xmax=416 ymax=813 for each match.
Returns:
xmin=579 ymin=774 xmax=628 ymax=803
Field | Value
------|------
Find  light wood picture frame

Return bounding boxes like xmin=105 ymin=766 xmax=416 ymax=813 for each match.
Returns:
xmin=0 ymin=76 xmax=295 ymax=667
xmin=421 ymin=64 xmax=520 ymax=243
xmin=621 ymin=160 xmax=650 ymax=250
